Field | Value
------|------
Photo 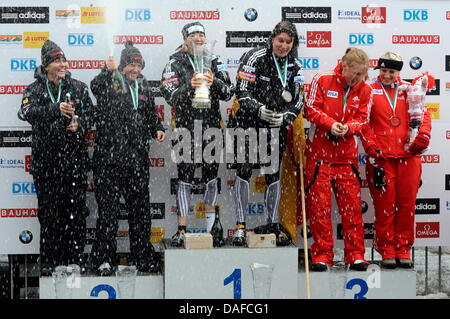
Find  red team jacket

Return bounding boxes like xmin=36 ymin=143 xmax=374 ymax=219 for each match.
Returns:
xmin=304 ymin=63 xmax=372 ymax=164
xmin=360 ymin=76 xmax=432 ymax=158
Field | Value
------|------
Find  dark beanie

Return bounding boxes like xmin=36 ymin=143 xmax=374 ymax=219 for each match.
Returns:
xmin=181 ymin=22 xmax=205 ymax=40
xmin=41 ymin=40 xmax=66 ymax=67
xmin=119 ymin=40 xmax=145 ymax=70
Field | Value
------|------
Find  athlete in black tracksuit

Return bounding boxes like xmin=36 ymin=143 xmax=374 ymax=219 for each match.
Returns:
xmin=18 ymin=40 xmax=92 ymax=275
xmin=160 ymin=22 xmax=234 ymax=246
xmin=90 ymin=41 xmax=165 ymax=275
xmin=229 ymin=21 xmax=305 ymax=246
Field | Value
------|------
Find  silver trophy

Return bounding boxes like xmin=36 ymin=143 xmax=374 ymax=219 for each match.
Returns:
xmin=250 ymin=262 xmax=275 ymax=299
xmin=191 ymin=40 xmax=217 ymax=109
xmin=116 ymin=265 xmax=137 ymax=299
xmin=52 ymin=264 xmax=81 ymax=299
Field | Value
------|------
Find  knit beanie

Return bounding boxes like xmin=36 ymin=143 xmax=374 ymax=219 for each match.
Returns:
xmin=181 ymin=22 xmax=205 ymax=40
xmin=41 ymin=40 xmax=66 ymax=67
xmin=119 ymin=40 xmax=145 ymax=70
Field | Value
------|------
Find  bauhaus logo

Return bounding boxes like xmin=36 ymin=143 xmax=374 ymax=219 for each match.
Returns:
xmin=170 ymin=10 xmax=219 ymax=20
xmin=392 ymin=35 xmax=439 ymax=44
xmin=415 ymin=198 xmax=440 ymax=214
xmin=281 ymin=7 xmax=331 ymax=23
xmin=0 ymin=130 xmax=32 ymax=147
xmin=0 ymin=85 xmax=26 ymax=94
xmin=114 ymin=35 xmax=163 ymax=45
xmin=0 ymin=7 xmax=49 ymax=24
xmin=416 ymin=222 xmax=440 ymax=238
xmin=361 ymin=7 xmax=386 ymax=24
xmin=306 ymin=31 xmax=331 ymax=48
xmin=0 ymin=208 xmax=37 ymax=218
xmin=421 ymin=154 xmax=440 ymax=163
xmin=66 ymin=60 xmax=105 ymax=69
xmin=226 ymin=31 xmax=271 ymax=48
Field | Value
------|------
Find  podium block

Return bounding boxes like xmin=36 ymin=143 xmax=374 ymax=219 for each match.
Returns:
xmin=164 ymin=243 xmax=298 ymax=299
xmin=39 ymin=274 xmax=163 ymax=299
xmin=297 ymin=265 xmax=416 ymax=299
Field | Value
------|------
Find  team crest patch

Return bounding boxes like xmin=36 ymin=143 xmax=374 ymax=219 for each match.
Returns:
xmin=327 ymin=90 xmax=338 ymax=98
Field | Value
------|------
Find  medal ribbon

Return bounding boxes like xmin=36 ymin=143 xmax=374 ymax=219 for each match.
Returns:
xmin=46 ymin=79 xmax=62 ymax=103
xmin=128 ymin=80 xmax=139 ymax=110
xmin=380 ymin=84 xmax=399 ymax=112
xmin=272 ymin=53 xmax=288 ymax=89
xmin=342 ymin=86 xmax=351 ymax=114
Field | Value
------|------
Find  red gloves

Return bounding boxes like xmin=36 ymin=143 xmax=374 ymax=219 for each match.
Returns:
xmin=409 ymin=133 xmax=430 ymax=154
xmin=366 ymin=144 xmax=386 ymax=167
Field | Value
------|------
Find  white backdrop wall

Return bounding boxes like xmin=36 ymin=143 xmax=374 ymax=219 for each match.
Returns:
xmin=0 ymin=0 xmax=449 ymax=254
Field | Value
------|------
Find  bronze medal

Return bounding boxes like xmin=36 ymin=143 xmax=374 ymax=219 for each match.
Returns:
xmin=389 ymin=115 xmax=400 ymax=127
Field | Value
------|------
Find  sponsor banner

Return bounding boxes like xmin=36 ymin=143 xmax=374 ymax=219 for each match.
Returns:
xmin=125 ymin=8 xmax=151 ymax=22
xmin=150 ymin=227 xmax=165 ymax=244
xmin=404 ymin=9 xmax=429 ymax=22
xmin=0 ymin=208 xmax=37 ymax=218
xmin=349 ymin=33 xmax=374 ymax=46
xmin=0 ymin=35 xmax=22 ymax=44
xmin=55 ymin=9 xmax=79 ymax=19
xmin=425 ymin=103 xmax=440 ymax=119
xmin=361 ymin=7 xmax=386 ymax=24
xmin=113 ymin=35 xmax=163 ymax=45
xmin=10 ymin=58 xmax=37 ymax=71
xmin=415 ymin=198 xmax=440 ymax=214
xmin=337 ymin=9 xmax=360 ymax=20
xmin=337 ymin=223 xmax=374 ymax=239
xmin=0 ymin=131 xmax=32 ymax=147
xmin=150 ymin=203 xmax=165 ymax=219
xmin=392 ymin=35 xmax=439 ymax=44
xmin=80 ymin=7 xmax=105 ymax=24
xmin=0 ymin=7 xmax=49 ymax=24
xmin=281 ymin=7 xmax=332 ymax=23
xmin=170 ymin=178 xmax=222 ymax=195
xmin=416 ymin=222 xmax=440 ymax=238
xmin=0 ymin=85 xmax=27 ymax=95
xmin=149 ymin=157 xmax=165 ymax=167
xmin=23 ymin=31 xmax=49 ymax=48
xmin=306 ymin=31 xmax=332 ymax=48
xmin=421 ymin=154 xmax=440 ymax=164
xmin=225 ymin=31 xmax=271 ymax=48
xmin=66 ymin=60 xmax=105 ymax=69
xmin=169 ymin=10 xmax=220 ymax=20
xmin=68 ymin=33 xmax=94 ymax=46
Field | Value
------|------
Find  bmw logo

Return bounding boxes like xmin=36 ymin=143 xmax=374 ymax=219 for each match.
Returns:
xmin=409 ymin=56 xmax=422 ymax=70
xmin=19 ymin=230 xmax=33 ymax=244
xmin=361 ymin=200 xmax=369 ymax=214
xmin=244 ymin=8 xmax=258 ymax=22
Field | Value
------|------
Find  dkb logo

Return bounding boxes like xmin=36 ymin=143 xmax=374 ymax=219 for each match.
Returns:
xmin=125 ymin=9 xmax=151 ymax=22
xmin=68 ymin=33 xmax=94 ymax=46
xmin=10 ymin=59 xmax=37 ymax=71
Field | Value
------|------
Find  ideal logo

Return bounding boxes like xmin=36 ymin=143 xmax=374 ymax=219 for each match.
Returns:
xmin=349 ymin=33 xmax=374 ymax=46
xmin=125 ymin=9 xmax=151 ymax=22
xmin=12 ymin=182 xmax=36 ymax=195
xmin=404 ymin=9 xmax=429 ymax=22
xmin=415 ymin=198 xmax=440 ymax=214
xmin=247 ymin=202 xmax=265 ymax=215
xmin=68 ymin=33 xmax=94 ymax=46
xmin=10 ymin=58 xmax=37 ymax=71
xmin=298 ymin=57 xmax=319 ymax=70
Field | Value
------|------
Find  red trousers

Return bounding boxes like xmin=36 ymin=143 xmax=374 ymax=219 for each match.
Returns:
xmin=366 ymin=157 xmax=421 ymax=260
xmin=305 ymin=160 xmax=366 ymax=265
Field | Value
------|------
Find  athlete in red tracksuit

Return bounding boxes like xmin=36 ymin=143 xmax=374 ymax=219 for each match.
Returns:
xmin=304 ymin=48 xmax=372 ymax=271
xmin=360 ymin=52 xmax=432 ymax=269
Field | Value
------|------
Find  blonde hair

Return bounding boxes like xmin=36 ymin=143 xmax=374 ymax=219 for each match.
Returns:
xmin=342 ymin=47 xmax=369 ymax=68
xmin=379 ymin=51 xmax=402 ymax=62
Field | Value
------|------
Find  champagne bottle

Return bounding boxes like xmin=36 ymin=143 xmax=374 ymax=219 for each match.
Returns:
xmin=374 ymin=167 xmax=386 ymax=189
xmin=112 ymin=69 xmax=127 ymax=95
xmin=210 ymin=206 xmax=225 ymax=247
